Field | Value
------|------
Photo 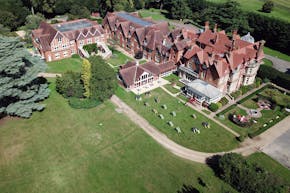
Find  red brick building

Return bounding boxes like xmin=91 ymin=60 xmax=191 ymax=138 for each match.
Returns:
xmin=103 ymin=12 xmax=265 ymax=93
xmin=119 ymin=61 xmax=176 ymax=89
xmin=32 ymin=19 xmax=106 ymax=62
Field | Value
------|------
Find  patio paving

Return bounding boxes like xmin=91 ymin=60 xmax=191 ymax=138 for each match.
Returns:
xmin=131 ymin=78 xmax=169 ymax=95
xmin=262 ymin=128 xmax=290 ymax=169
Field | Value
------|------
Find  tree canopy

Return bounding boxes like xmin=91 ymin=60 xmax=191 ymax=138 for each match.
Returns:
xmin=89 ymin=56 xmax=117 ymax=101
xmin=0 ymin=36 xmax=49 ymax=118
xmin=217 ymin=153 xmax=288 ymax=193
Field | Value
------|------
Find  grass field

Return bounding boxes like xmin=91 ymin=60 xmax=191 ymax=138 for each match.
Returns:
xmin=46 ymin=58 xmax=82 ymax=73
xmin=116 ymin=86 xmax=239 ymax=152
xmin=106 ymin=47 xmax=133 ymax=67
xmin=247 ymin=153 xmax=290 ymax=186
xmin=263 ymin=58 xmax=273 ymax=67
xmin=207 ymin=0 xmax=290 ymax=22
xmin=138 ymin=8 xmax=169 ymax=21
xmin=0 ymin=80 xmax=237 ymax=193
xmin=163 ymin=84 xmax=180 ymax=94
xmin=264 ymin=47 xmax=290 ymax=62
xmin=163 ymin=74 xmax=185 ymax=88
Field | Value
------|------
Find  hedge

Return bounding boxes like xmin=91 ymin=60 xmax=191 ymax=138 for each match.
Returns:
xmin=216 ymin=104 xmax=238 ymax=117
xmin=219 ymin=97 xmax=229 ymax=106
xmin=248 ymin=112 xmax=288 ymax=138
xmin=237 ymin=85 xmax=269 ymax=104
xmin=68 ymin=97 xmax=101 ymax=109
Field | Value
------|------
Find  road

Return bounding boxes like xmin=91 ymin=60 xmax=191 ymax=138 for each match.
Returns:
xmin=111 ymin=95 xmax=290 ymax=163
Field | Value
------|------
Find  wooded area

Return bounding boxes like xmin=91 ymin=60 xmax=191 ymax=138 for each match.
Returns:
xmin=0 ymin=0 xmax=289 ymax=54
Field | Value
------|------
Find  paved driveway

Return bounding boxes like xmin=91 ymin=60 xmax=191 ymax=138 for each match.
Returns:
xmin=265 ymin=54 xmax=290 ymax=73
xmin=262 ymin=128 xmax=290 ymax=169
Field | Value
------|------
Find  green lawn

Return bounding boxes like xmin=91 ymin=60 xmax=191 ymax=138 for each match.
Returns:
xmin=138 ymin=8 xmax=169 ymax=21
xmin=202 ymin=109 xmax=212 ymax=115
xmin=46 ymin=57 xmax=82 ymax=73
xmin=241 ymin=98 xmax=259 ymax=109
xmin=263 ymin=58 xmax=273 ymax=67
xmin=207 ymin=0 xmax=290 ymax=22
xmin=116 ymin=86 xmax=239 ymax=152
xmin=0 ymin=80 xmax=237 ymax=193
xmin=163 ymin=74 xmax=185 ymax=88
xmin=247 ymin=153 xmax=290 ymax=186
xmin=163 ymin=84 xmax=180 ymax=94
xmin=216 ymin=106 xmax=249 ymax=136
xmin=264 ymin=47 xmax=290 ymax=62
xmin=106 ymin=47 xmax=133 ymax=67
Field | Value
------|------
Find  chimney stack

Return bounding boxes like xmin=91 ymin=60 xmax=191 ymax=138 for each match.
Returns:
xmin=204 ymin=21 xmax=209 ymax=31
xmin=232 ymin=29 xmax=238 ymax=40
xmin=214 ymin=24 xmax=218 ymax=33
xmin=256 ymin=40 xmax=266 ymax=59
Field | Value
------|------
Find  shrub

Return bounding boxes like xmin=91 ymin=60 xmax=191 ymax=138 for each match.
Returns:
xmin=262 ymin=0 xmax=274 ymax=13
xmin=56 ymin=71 xmax=84 ymax=98
xmin=81 ymin=59 xmax=91 ymax=98
xmin=216 ymin=102 xmax=223 ymax=109
xmin=231 ymin=90 xmax=242 ymax=99
xmin=219 ymin=97 xmax=229 ymax=106
xmin=50 ymin=19 xmax=59 ymax=24
xmin=72 ymin=54 xmax=80 ymax=59
xmin=83 ymin=43 xmax=98 ymax=54
xmin=208 ymin=103 xmax=219 ymax=112
xmin=68 ymin=97 xmax=101 ymax=109
xmin=236 ymin=135 xmax=245 ymax=142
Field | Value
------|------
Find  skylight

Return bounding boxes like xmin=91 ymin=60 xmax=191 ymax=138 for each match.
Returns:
xmin=117 ymin=12 xmax=153 ymax=27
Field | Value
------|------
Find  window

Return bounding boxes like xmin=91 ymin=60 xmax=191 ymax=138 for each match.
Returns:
xmin=63 ymin=51 xmax=68 ymax=57
xmin=88 ymin=38 xmax=92 ymax=44
xmin=54 ymin=45 xmax=59 ymax=51
xmin=55 ymin=53 xmax=60 ymax=59
xmin=58 ymin=37 xmax=62 ymax=43
xmin=71 ymin=49 xmax=75 ymax=55
xmin=95 ymin=37 xmax=98 ymax=42
xmin=80 ymin=40 xmax=84 ymax=46
xmin=62 ymin=44 xmax=66 ymax=49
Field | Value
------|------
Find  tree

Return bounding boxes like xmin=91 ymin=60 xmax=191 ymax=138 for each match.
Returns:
xmin=30 ymin=0 xmax=56 ymax=14
xmin=0 ymin=36 xmax=49 ymax=118
xmin=69 ymin=5 xmax=90 ymax=19
xmin=56 ymin=71 xmax=84 ymax=98
xmin=262 ymin=0 xmax=274 ymax=13
xmin=208 ymin=103 xmax=219 ymax=112
xmin=164 ymin=0 xmax=191 ymax=20
xmin=24 ymin=14 xmax=45 ymax=31
xmin=217 ymin=153 xmax=288 ymax=193
xmin=89 ymin=56 xmax=117 ymax=101
xmin=81 ymin=59 xmax=91 ymax=98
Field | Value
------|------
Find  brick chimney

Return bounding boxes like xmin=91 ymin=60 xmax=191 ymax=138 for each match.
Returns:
xmin=232 ymin=29 xmax=238 ymax=40
xmin=214 ymin=24 xmax=218 ymax=33
xmin=256 ymin=40 xmax=266 ymax=59
xmin=204 ymin=21 xmax=209 ymax=31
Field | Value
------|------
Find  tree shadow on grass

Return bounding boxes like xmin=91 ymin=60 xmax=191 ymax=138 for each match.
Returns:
xmin=205 ymin=154 xmax=222 ymax=177
xmin=177 ymin=184 xmax=200 ymax=193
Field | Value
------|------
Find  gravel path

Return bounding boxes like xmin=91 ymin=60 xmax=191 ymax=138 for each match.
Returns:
xmin=265 ymin=54 xmax=290 ymax=73
xmin=38 ymin=72 xmax=62 ymax=78
xmin=111 ymin=95 xmax=290 ymax=163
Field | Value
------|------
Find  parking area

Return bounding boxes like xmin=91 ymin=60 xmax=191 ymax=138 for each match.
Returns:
xmin=262 ymin=128 xmax=290 ymax=169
